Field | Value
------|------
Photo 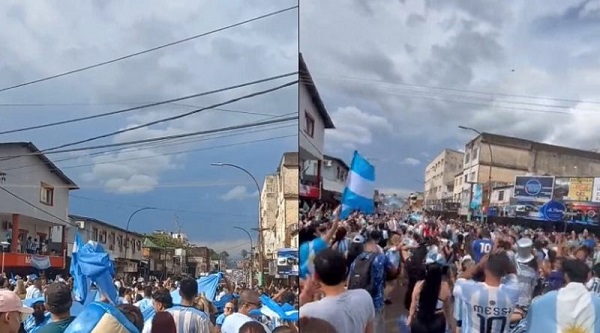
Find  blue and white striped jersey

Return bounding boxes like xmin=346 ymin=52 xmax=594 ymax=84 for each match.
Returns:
xmin=453 ymin=274 xmax=519 ymax=333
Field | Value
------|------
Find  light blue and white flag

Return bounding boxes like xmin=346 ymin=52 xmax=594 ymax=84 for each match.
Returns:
xmin=340 ymin=151 xmax=375 ymax=219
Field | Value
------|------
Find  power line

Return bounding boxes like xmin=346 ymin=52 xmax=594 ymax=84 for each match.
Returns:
xmin=43 ymin=80 xmax=297 ymax=152
xmin=0 ymin=114 xmax=298 ymax=158
xmin=0 ymin=72 xmax=297 ymax=135
xmin=312 ymin=73 xmax=600 ymax=105
xmin=5 ymin=131 xmax=296 ymax=175
xmin=0 ymin=6 xmax=298 ymax=93
xmin=2 ymin=123 xmax=295 ymax=173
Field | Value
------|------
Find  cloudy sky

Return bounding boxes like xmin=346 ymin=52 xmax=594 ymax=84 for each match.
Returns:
xmin=301 ymin=0 xmax=600 ymax=196
xmin=0 ymin=1 xmax=297 ymax=255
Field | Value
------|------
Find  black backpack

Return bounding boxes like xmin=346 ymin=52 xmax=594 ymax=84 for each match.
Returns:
xmin=348 ymin=252 xmax=377 ymax=295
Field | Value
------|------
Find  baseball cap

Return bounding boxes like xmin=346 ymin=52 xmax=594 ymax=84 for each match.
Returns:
xmin=353 ymin=234 xmax=365 ymax=243
xmin=45 ymin=282 xmax=72 ymax=309
xmin=0 ymin=290 xmax=33 ymax=314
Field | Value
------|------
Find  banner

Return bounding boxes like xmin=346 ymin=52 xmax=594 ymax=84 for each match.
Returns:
xmin=592 ymin=178 xmax=600 ymax=202
xmin=470 ymin=184 xmax=482 ymax=209
xmin=553 ymin=177 xmax=594 ymax=201
xmin=276 ymin=248 xmax=298 ymax=276
xmin=513 ymin=176 xmax=554 ymax=200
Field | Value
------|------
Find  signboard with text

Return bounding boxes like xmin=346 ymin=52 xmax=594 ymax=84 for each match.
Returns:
xmin=592 ymin=178 xmax=600 ymax=202
xmin=513 ymin=176 xmax=554 ymax=201
xmin=276 ymin=248 xmax=298 ymax=276
xmin=553 ymin=177 xmax=594 ymax=201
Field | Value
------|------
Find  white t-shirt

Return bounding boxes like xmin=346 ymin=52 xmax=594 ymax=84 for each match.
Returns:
xmin=221 ymin=313 xmax=271 ymax=333
xmin=300 ymin=289 xmax=375 ymax=333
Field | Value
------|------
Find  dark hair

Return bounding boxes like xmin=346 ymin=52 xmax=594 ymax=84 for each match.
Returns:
xmin=239 ymin=321 xmax=267 ymax=333
xmin=272 ymin=326 xmax=295 ymax=333
xmin=299 ymin=226 xmax=318 ymax=245
xmin=417 ymin=263 xmax=443 ymax=321
xmin=562 ymin=259 xmax=590 ymax=283
xmin=298 ymin=317 xmax=337 ymax=333
xmin=118 ymin=287 xmax=126 ymax=297
xmin=117 ymin=304 xmax=144 ymax=331
xmin=313 ymin=248 xmax=347 ymax=286
xmin=179 ymin=277 xmax=198 ymax=301
xmin=152 ymin=288 xmax=174 ymax=308
xmin=593 ymin=263 xmax=600 ymax=278
xmin=144 ymin=286 xmax=153 ymax=298
xmin=485 ymin=252 xmax=512 ymax=278
xmin=150 ymin=311 xmax=177 ymax=333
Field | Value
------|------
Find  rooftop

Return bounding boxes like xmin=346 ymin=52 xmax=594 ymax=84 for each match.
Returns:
xmin=299 ymin=53 xmax=335 ymax=129
xmin=324 ymin=154 xmax=350 ymax=171
xmin=69 ymin=214 xmax=144 ymax=238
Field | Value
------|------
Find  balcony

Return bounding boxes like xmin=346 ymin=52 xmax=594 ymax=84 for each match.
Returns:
xmin=1 ymin=251 xmax=65 ymax=269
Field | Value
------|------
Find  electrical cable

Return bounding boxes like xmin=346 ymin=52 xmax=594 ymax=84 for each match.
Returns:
xmin=0 ymin=114 xmax=298 ymax=158
xmin=42 ymin=80 xmax=297 ymax=152
xmin=0 ymin=72 xmax=297 ymax=135
xmin=0 ymin=5 xmax=298 ymax=93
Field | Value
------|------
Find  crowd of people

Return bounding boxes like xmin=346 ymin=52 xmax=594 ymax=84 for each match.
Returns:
xmin=298 ymin=202 xmax=600 ymax=333
xmin=0 ymin=268 xmax=299 ymax=332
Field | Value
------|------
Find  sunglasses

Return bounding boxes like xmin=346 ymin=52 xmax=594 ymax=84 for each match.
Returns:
xmin=224 ymin=307 xmax=234 ymax=310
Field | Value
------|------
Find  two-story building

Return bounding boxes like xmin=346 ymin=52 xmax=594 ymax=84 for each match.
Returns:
xmin=68 ymin=215 xmax=144 ymax=279
xmin=0 ymin=142 xmax=78 ymax=275
xmin=302 ymin=154 xmax=349 ymax=204
xmin=299 ymin=53 xmax=335 ymax=202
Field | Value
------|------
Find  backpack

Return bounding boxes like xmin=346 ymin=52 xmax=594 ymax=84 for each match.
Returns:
xmin=348 ymin=252 xmax=377 ymax=295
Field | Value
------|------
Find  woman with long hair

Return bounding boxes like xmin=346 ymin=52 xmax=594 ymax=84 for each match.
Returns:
xmin=407 ymin=262 xmax=455 ymax=333
xmin=14 ymin=280 xmax=26 ymax=299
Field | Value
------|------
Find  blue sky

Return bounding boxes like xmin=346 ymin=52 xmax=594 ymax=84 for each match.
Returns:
xmin=301 ymin=0 xmax=600 ymax=196
xmin=0 ymin=1 xmax=297 ymax=256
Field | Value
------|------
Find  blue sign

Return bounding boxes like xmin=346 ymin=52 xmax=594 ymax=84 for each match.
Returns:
xmin=514 ymin=176 xmax=554 ymax=200
xmin=277 ymin=248 xmax=298 ymax=276
xmin=541 ymin=200 xmax=566 ymax=221
xmin=471 ymin=184 xmax=483 ymax=209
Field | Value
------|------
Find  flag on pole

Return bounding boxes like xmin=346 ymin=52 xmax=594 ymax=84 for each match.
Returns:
xmin=340 ymin=151 xmax=375 ymax=219
xmin=70 ymin=231 xmax=88 ymax=303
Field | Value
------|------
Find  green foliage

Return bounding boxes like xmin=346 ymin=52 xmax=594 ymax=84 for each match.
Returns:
xmin=241 ymin=249 xmax=248 ymax=258
xmin=147 ymin=233 xmax=181 ymax=249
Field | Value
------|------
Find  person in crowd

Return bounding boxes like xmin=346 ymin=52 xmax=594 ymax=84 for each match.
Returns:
xmin=151 ymin=288 xmax=173 ymax=313
xmin=23 ymin=299 xmax=47 ymax=332
xmin=150 ymin=311 xmax=176 ymax=333
xmin=117 ymin=304 xmax=144 ymax=332
xmin=297 ymin=317 xmax=337 ymax=333
xmin=215 ymin=301 xmax=235 ymax=332
xmin=526 ymin=259 xmax=600 ymax=331
xmin=0 ymin=290 xmax=34 ymax=333
xmin=587 ymin=263 xmax=600 ymax=296
xmin=154 ymin=277 xmax=210 ymax=333
xmin=407 ymin=261 xmax=455 ymax=333
xmin=221 ymin=289 xmax=269 ymax=333
xmin=134 ymin=286 xmax=153 ymax=312
xmin=37 ymin=282 xmax=75 ymax=333
xmin=14 ymin=280 xmax=27 ymax=300
xmin=472 ymin=228 xmax=493 ymax=263
xmin=300 ymin=248 xmax=374 ymax=333
xmin=239 ymin=321 xmax=268 ymax=333
xmin=25 ymin=278 xmax=43 ymax=299
xmin=454 ymin=252 xmax=519 ymax=333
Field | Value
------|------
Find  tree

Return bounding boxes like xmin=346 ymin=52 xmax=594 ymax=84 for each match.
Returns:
xmin=219 ymin=251 xmax=229 ymax=259
xmin=241 ymin=249 xmax=248 ymax=259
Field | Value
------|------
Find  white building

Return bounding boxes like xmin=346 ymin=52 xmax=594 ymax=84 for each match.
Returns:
xmin=424 ymin=149 xmax=464 ymax=210
xmin=0 ymin=142 xmax=78 ymax=271
xmin=303 ymin=154 xmax=349 ymax=202
xmin=299 ymin=53 xmax=335 ymax=201
xmin=69 ymin=215 xmax=144 ymax=277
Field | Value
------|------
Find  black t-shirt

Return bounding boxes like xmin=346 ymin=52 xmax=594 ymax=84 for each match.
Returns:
xmin=37 ymin=317 xmax=76 ymax=333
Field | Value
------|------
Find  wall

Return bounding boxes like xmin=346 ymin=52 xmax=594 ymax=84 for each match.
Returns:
xmin=0 ymin=145 xmax=71 ymax=225
xmin=299 ymin=83 xmax=325 ymax=160
xmin=490 ymin=187 xmax=514 ymax=206
xmin=261 ymin=175 xmax=279 ymax=257
xmin=425 ymin=150 xmax=464 ymax=204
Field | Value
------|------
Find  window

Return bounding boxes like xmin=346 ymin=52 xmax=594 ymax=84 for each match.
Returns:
xmin=470 ymin=172 xmax=476 ymax=182
xmin=304 ymin=111 xmax=315 ymax=138
xmin=40 ymin=183 xmax=54 ymax=206
xmin=92 ymin=228 xmax=98 ymax=242
xmin=473 ymin=148 xmax=479 ymax=160
xmin=110 ymin=232 xmax=116 ymax=245
xmin=465 ymin=153 xmax=470 ymax=163
xmin=498 ymin=190 xmax=505 ymax=201
xmin=464 ymin=174 xmax=468 ymax=182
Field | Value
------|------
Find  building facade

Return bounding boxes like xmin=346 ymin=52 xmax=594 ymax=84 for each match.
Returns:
xmin=424 ymin=149 xmax=464 ymax=211
xmin=0 ymin=142 xmax=78 ymax=273
xmin=459 ymin=132 xmax=600 ymax=215
xmin=303 ymin=154 xmax=349 ymax=203
xmin=68 ymin=215 xmax=144 ymax=278
xmin=299 ymin=53 xmax=335 ymax=202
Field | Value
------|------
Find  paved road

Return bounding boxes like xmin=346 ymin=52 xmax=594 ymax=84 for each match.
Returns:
xmin=384 ymin=280 xmax=408 ymax=333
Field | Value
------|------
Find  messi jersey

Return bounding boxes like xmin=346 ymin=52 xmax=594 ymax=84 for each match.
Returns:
xmin=587 ymin=277 xmax=600 ymax=297
xmin=472 ymin=239 xmax=493 ymax=263
xmin=453 ymin=274 xmax=519 ymax=333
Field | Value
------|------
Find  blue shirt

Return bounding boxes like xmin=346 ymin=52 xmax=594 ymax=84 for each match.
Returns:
xmin=472 ymin=238 xmax=493 ymax=263
xmin=349 ymin=251 xmax=394 ymax=311
xmin=216 ymin=313 xmax=226 ymax=326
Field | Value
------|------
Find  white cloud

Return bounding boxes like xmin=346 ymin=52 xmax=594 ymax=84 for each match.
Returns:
xmin=401 ymin=157 xmax=421 ymax=166
xmin=326 ymin=106 xmax=392 ymax=149
xmin=219 ymin=185 xmax=258 ymax=201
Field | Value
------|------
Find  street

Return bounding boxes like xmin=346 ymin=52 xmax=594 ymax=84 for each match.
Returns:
xmin=385 ymin=279 xmax=408 ymax=333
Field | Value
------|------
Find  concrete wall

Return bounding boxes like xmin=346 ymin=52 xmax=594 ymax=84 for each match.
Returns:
xmin=299 ymin=83 xmax=325 ymax=160
xmin=424 ymin=149 xmax=464 ymax=204
xmin=0 ymin=145 xmax=72 ymax=225
xmin=490 ymin=187 xmax=514 ymax=206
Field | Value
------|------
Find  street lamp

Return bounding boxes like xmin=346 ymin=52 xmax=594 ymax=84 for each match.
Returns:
xmin=459 ymin=126 xmax=493 ymax=222
xmin=233 ymin=227 xmax=253 ymax=286
xmin=125 ymin=207 xmax=156 ymax=261
xmin=211 ymin=162 xmax=265 ymax=285
xmin=1 ymin=241 xmax=9 ymax=275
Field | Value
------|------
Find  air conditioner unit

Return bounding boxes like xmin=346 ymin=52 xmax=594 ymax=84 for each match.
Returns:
xmin=324 ymin=160 xmax=332 ymax=167
xmin=76 ymin=221 xmax=85 ymax=230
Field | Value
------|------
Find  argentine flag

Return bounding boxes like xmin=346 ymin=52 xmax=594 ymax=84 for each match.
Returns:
xmin=340 ymin=151 xmax=375 ymax=219
xmin=70 ymin=231 xmax=88 ymax=303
